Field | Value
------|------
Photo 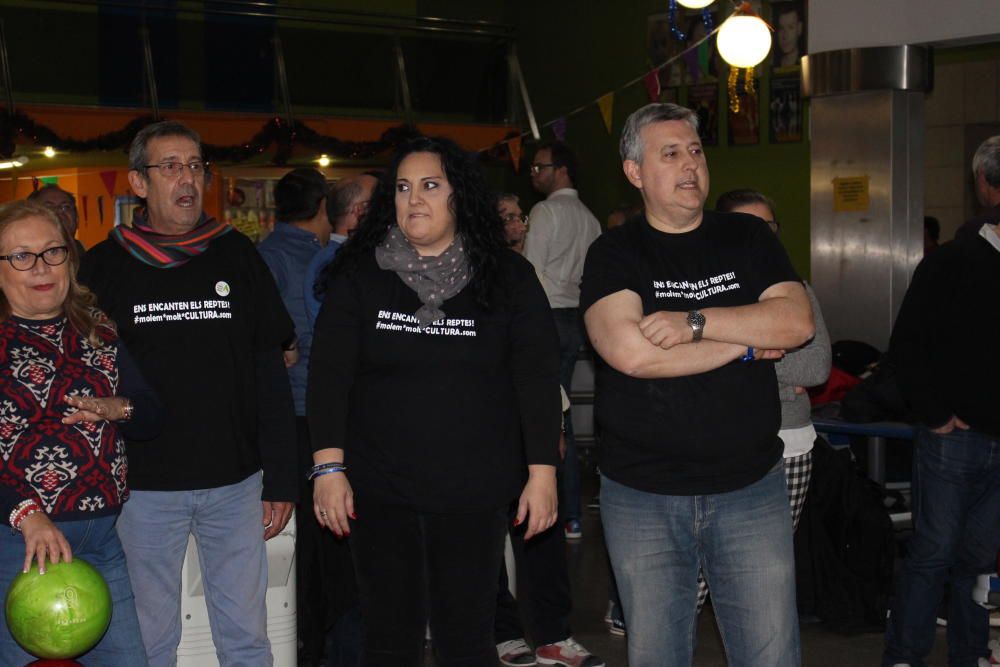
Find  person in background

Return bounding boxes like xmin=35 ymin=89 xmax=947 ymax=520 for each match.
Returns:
xmin=0 ymin=201 xmax=161 ymax=666
xmin=257 ymin=167 xmax=337 ymax=667
xmin=499 ymin=193 xmax=529 ymax=254
xmin=80 ymin=120 xmax=297 ymax=666
xmin=524 ymin=141 xmax=602 ymax=541
xmin=27 ymin=184 xmax=86 ymax=254
xmin=494 ymin=193 xmax=604 ymax=667
xmin=308 ymin=136 xmax=559 ymax=666
xmin=882 ymin=135 xmax=1000 ymax=667
xmin=304 ymin=173 xmax=379 ymax=326
xmin=693 ymin=188 xmax=831 ymax=610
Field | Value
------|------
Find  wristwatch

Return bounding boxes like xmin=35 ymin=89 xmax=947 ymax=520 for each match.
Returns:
xmin=686 ymin=310 xmax=706 ymax=342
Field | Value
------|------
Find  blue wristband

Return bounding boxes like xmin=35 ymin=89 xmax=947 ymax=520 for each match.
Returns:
xmin=308 ymin=467 xmax=347 ymax=481
xmin=740 ymin=347 xmax=754 ymax=362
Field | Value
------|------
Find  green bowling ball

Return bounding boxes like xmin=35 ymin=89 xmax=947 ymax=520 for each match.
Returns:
xmin=5 ymin=558 xmax=111 ymax=659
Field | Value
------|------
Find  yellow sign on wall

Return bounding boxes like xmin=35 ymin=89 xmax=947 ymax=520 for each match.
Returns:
xmin=832 ymin=176 xmax=870 ymax=212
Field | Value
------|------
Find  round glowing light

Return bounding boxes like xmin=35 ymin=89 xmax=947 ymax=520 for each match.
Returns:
xmin=43 ymin=146 xmax=56 ymax=158
xmin=676 ymin=0 xmax=715 ymax=8
xmin=317 ymin=155 xmax=331 ymax=168
xmin=717 ymin=14 xmax=772 ymax=68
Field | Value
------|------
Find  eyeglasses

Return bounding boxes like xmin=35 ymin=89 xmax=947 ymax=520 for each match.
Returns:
xmin=529 ymin=163 xmax=556 ymax=175
xmin=501 ymin=213 xmax=528 ymax=225
xmin=43 ymin=202 xmax=75 ymax=214
xmin=0 ymin=246 xmax=69 ymax=271
xmin=143 ymin=161 xmax=209 ymax=178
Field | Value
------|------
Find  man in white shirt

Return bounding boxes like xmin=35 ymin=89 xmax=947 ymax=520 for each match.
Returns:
xmin=524 ymin=142 xmax=602 ymax=539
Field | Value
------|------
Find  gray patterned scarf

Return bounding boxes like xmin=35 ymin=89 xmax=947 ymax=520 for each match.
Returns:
xmin=375 ymin=226 xmax=470 ymax=327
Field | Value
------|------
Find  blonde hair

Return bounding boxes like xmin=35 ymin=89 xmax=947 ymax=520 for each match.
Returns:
xmin=0 ymin=201 xmax=115 ymax=346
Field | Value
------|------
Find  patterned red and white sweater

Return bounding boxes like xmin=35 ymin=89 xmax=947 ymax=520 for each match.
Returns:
xmin=0 ymin=315 xmax=128 ymax=522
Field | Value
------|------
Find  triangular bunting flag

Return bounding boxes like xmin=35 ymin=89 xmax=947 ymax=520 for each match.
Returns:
xmin=552 ymin=117 xmax=568 ymax=142
xmin=643 ymin=71 xmax=662 ymax=102
xmin=40 ymin=176 xmax=58 ymax=186
xmin=598 ymin=93 xmax=614 ymax=134
xmin=100 ymin=170 xmax=117 ymax=197
xmin=508 ymin=136 xmax=522 ymax=173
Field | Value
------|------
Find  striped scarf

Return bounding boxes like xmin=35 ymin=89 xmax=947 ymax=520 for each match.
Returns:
xmin=110 ymin=210 xmax=233 ymax=269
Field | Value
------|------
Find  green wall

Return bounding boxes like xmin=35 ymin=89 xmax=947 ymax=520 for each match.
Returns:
xmin=507 ymin=1 xmax=813 ymax=278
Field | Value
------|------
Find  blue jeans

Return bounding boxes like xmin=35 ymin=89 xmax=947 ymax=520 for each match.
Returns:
xmin=601 ymin=461 xmax=800 ymax=667
xmin=883 ymin=427 xmax=1000 ymax=667
xmin=553 ymin=308 xmax=582 ymax=521
xmin=0 ymin=514 xmax=148 ymax=666
xmin=117 ymin=473 xmax=272 ymax=667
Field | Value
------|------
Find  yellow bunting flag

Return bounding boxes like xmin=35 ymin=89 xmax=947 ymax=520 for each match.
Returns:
xmin=508 ymin=136 xmax=522 ymax=173
xmin=597 ymin=93 xmax=614 ymax=134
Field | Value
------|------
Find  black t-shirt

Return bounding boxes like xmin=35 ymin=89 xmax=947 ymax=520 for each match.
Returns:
xmin=580 ymin=212 xmax=801 ymax=495
xmin=307 ymin=250 xmax=561 ymax=513
xmin=79 ymin=232 xmax=297 ymax=499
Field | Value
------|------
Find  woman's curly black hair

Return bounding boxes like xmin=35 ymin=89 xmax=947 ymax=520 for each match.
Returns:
xmin=321 ymin=135 xmax=508 ymax=308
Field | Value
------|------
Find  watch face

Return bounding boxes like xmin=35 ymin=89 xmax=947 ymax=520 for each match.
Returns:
xmin=688 ymin=310 xmax=706 ymax=328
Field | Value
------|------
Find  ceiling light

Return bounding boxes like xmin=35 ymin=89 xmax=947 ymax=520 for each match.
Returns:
xmin=317 ymin=155 xmax=331 ymax=168
xmin=43 ymin=146 xmax=56 ymax=158
xmin=717 ymin=5 xmax=772 ymax=68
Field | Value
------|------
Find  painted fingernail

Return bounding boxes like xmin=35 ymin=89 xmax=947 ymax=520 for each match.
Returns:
xmin=349 ymin=512 xmax=357 ymax=520
xmin=512 ymin=518 xmax=520 ymax=526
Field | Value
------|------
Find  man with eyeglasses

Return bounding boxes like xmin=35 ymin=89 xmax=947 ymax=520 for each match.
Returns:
xmin=27 ymin=184 xmax=85 ymax=254
xmin=524 ymin=141 xmax=601 ymax=542
xmin=499 ymin=193 xmax=529 ymax=254
xmin=79 ymin=120 xmax=297 ymax=667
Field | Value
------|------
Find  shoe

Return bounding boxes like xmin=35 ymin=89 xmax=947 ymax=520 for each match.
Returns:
xmin=536 ymin=637 xmax=605 ymax=667
xmin=608 ymin=616 xmax=626 ymax=636
xmin=564 ymin=519 xmax=582 ymax=540
xmin=586 ymin=495 xmax=600 ymax=511
xmin=498 ymin=638 xmax=537 ymax=666
xmin=602 ymin=601 xmax=612 ymax=625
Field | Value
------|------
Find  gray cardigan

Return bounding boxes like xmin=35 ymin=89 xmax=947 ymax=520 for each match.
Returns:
xmin=775 ymin=283 xmax=831 ymax=430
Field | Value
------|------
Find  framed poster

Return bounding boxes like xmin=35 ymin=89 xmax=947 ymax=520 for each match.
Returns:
xmin=769 ymin=74 xmax=803 ymax=143
xmin=688 ymin=84 xmax=719 ymax=147
xmin=771 ymin=0 xmax=807 ymax=72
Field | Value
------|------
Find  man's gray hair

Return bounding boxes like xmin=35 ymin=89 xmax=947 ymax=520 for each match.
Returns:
xmin=972 ymin=135 xmax=1000 ymax=188
xmin=128 ymin=121 xmax=204 ymax=177
xmin=497 ymin=192 xmax=519 ymax=206
xmin=619 ymin=103 xmax=699 ymax=164
xmin=327 ymin=178 xmax=364 ymax=227
xmin=27 ymin=183 xmax=76 ymax=207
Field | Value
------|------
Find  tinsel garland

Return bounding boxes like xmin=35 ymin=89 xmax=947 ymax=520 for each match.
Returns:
xmin=0 ymin=110 xmax=422 ymax=165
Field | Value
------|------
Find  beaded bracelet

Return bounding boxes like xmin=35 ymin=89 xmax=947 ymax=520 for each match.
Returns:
xmin=9 ymin=499 xmax=41 ymax=532
xmin=308 ymin=466 xmax=347 ymax=481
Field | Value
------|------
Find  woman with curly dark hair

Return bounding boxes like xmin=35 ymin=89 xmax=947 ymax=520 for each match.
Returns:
xmin=307 ymin=136 xmax=561 ymax=666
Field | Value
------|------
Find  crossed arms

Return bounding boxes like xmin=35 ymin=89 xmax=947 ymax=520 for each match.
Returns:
xmin=583 ymin=281 xmax=814 ymax=379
